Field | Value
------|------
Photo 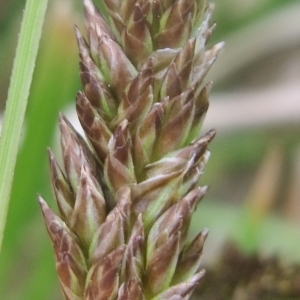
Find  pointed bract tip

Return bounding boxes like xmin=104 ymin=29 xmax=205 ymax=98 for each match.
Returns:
xmin=210 ymin=22 xmax=217 ymax=31
xmin=206 ymin=81 xmax=213 ymax=93
xmin=38 ymin=194 xmax=46 ymax=206
xmin=77 ymin=90 xmax=85 ymax=97
xmin=47 ymin=147 xmax=55 ymax=161
xmin=74 ymin=25 xmax=83 ymax=42
xmin=59 ymin=113 xmax=75 ymax=134
xmin=188 ymin=186 xmax=208 ymax=205
xmin=59 ymin=112 xmax=67 ymax=123
xmin=37 ymin=194 xmax=44 ymax=204
xmin=196 ymin=269 xmax=206 ymax=280
xmin=188 ymin=269 xmax=206 ymax=287
xmin=38 ymin=195 xmax=51 ymax=217
xmin=206 ymin=128 xmax=217 ymax=140
xmin=120 ymin=119 xmax=129 ymax=130
xmin=213 ymin=41 xmax=225 ymax=53
xmin=200 ymin=185 xmax=208 ymax=195
xmin=58 ymin=112 xmax=70 ymax=130
xmin=84 ymin=0 xmax=96 ymax=15
xmin=201 ymin=228 xmax=209 ymax=240
xmin=74 ymin=26 xmax=90 ymax=57
xmin=74 ymin=24 xmax=81 ymax=36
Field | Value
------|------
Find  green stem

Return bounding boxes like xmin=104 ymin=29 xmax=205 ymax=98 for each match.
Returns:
xmin=0 ymin=0 xmax=48 ymax=252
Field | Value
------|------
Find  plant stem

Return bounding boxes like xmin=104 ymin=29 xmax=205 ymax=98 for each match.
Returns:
xmin=0 ymin=0 xmax=49 ymax=252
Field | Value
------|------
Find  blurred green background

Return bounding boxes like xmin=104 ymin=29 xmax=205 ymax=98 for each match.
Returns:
xmin=0 ymin=0 xmax=299 ymax=298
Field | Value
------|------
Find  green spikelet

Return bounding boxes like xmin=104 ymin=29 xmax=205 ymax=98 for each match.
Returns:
xmin=39 ymin=0 xmax=223 ymax=298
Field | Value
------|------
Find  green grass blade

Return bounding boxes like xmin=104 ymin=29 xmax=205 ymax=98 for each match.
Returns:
xmin=0 ymin=0 xmax=49 ymax=252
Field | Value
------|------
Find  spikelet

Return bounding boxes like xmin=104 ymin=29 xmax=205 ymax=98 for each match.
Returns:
xmin=39 ymin=0 xmax=223 ymax=298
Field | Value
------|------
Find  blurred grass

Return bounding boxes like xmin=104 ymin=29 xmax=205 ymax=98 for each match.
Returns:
xmin=0 ymin=1 xmax=81 ymax=298
xmin=0 ymin=0 xmax=49 ymax=252
xmin=191 ymin=200 xmax=300 ymax=263
xmin=212 ymin=0 xmax=296 ymax=41
xmin=0 ymin=0 xmax=299 ymax=298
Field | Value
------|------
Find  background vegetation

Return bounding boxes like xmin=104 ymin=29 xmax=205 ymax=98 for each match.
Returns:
xmin=0 ymin=0 xmax=299 ymax=298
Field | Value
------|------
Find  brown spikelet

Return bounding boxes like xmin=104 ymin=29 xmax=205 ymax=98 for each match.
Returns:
xmin=40 ymin=0 xmax=223 ymax=298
